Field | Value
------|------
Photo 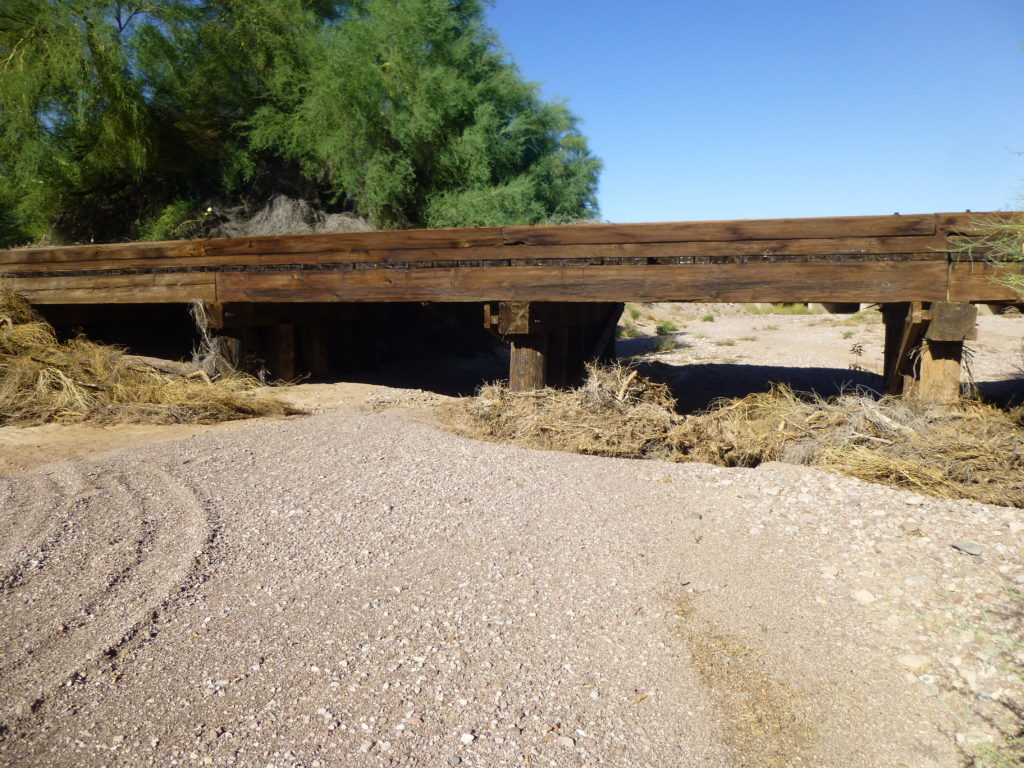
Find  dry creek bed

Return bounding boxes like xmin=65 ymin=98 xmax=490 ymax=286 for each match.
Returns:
xmin=0 ymin=304 xmax=1022 ymax=768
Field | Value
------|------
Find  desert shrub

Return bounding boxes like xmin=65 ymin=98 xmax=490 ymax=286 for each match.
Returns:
xmin=617 ymin=320 xmax=641 ymax=338
xmin=654 ymin=337 xmax=677 ymax=353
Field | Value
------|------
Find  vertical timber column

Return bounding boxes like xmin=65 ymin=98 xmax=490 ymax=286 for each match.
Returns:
xmin=268 ymin=323 xmax=296 ymax=381
xmin=882 ymin=302 xmax=975 ymax=403
xmin=509 ymin=333 xmax=548 ymax=391
xmin=491 ymin=301 xmax=563 ymax=392
xmin=916 ymin=341 xmax=965 ymax=404
xmin=882 ymin=302 xmax=915 ymax=395
xmin=917 ymin=302 xmax=977 ymax=404
xmin=298 ymin=316 xmax=330 ymax=379
xmin=485 ymin=302 xmax=624 ymax=392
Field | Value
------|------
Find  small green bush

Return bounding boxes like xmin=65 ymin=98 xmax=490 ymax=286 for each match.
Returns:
xmin=617 ymin=320 xmax=641 ymax=339
xmin=138 ymin=200 xmax=203 ymax=242
xmin=701 ymin=314 xmax=715 ymax=323
xmin=654 ymin=336 xmax=676 ymax=353
xmin=655 ymin=320 xmax=678 ymax=336
xmin=954 ymin=213 xmax=1024 ymax=299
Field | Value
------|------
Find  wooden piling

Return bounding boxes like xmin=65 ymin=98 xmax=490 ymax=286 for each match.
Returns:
xmin=509 ymin=332 xmax=548 ymax=391
xmin=268 ymin=323 xmax=296 ymax=381
xmin=915 ymin=340 xmax=965 ymax=404
xmin=882 ymin=301 xmax=975 ymax=403
xmin=299 ymin=321 xmax=330 ymax=379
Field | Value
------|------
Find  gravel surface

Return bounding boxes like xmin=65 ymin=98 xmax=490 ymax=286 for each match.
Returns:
xmin=2 ymin=406 xmax=1022 ymax=767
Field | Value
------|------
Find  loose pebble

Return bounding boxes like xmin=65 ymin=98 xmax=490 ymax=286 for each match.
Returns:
xmin=852 ymin=589 xmax=877 ymax=605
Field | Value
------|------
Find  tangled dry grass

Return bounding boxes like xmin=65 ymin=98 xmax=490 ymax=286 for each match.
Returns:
xmin=0 ymin=288 xmax=295 ymax=425
xmin=447 ymin=363 xmax=1024 ymax=507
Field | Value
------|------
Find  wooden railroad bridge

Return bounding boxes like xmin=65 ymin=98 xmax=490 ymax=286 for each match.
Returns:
xmin=1 ymin=211 xmax=1021 ymax=402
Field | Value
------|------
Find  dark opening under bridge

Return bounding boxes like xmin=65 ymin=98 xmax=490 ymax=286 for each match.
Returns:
xmin=2 ymin=211 xmax=1021 ymax=402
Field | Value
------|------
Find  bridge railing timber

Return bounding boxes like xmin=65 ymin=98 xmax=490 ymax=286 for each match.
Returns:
xmin=1 ymin=211 xmax=1020 ymax=401
xmin=0 ymin=211 xmax=1020 ymax=305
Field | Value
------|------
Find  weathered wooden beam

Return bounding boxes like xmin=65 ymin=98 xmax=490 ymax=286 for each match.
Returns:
xmin=498 ymin=301 xmax=534 ymax=335
xmin=213 ymin=260 xmax=954 ymax=304
xmin=502 ymin=213 xmax=942 ymax=245
xmin=3 ymin=272 xmax=216 ymax=304
xmin=0 ymin=236 xmax=957 ymax=274
xmin=205 ymin=227 xmax=505 ymax=257
xmin=947 ymin=261 xmax=1024 ymax=302
xmin=3 ymin=213 xmax=1019 ymax=307
xmin=2 ymin=212 xmax=980 ymax=268
xmin=925 ymin=302 xmax=977 ymax=341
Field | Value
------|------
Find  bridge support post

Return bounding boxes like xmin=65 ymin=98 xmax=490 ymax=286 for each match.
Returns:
xmin=509 ymin=333 xmax=548 ymax=391
xmin=485 ymin=301 xmax=623 ymax=392
xmin=267 ymin=323 xmax=296 ymax=381
xmin=882 ymin=301 xmax=976 ymax=404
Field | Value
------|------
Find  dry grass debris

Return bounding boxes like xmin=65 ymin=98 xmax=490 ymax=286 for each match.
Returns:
xmin=447 ymin=363 xmax=1024 ymax=507
xmin=671 ymin=597 xmax=815 ymax=768
xmin=0 ymin=287 xmax=296 ymax=425
xmin=450 ymin=364 xmax=686 ymax=461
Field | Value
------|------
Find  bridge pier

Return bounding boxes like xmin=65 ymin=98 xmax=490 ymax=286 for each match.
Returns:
xmin=485 ymin=302 xmax=622 ymax=391
xmin=882 ymin=301 xmax=977 ymax=404
xmin=203 ymin=302 xmax=333 ymax=381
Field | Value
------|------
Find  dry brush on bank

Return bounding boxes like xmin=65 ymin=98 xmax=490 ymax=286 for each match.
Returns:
xmin=445 ymin=363 xmax=1024 ymax=507
xmin=0 ymin=288 xmax=295 ymax=425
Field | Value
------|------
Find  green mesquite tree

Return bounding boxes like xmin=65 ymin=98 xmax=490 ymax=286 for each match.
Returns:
xmin=0 ymin=0 xmax=600 ymax=245
xmin=250 ymin=0 xmax=601 ymax=229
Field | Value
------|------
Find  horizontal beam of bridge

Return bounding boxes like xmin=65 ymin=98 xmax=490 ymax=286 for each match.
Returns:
xmin=1 ymin=212 xmax=1020 ymax=304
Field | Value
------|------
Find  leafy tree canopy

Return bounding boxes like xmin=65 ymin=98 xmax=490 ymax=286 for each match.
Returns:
xmin=0 ymin=0 xmax=600 ymax=245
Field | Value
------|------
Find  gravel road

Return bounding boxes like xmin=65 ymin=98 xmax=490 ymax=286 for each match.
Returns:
xmin=1 ymin=407 xmax=1022 ymax=767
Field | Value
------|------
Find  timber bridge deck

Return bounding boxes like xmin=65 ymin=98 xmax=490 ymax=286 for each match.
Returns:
xmin=2 ymin=211 xmax=1020 ymax=401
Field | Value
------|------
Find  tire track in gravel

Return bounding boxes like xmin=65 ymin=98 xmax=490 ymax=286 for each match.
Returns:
xmin=0 ymin=460 xmax=211 ymax=724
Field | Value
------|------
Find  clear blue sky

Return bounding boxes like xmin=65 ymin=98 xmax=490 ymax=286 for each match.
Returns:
xmin=487 ymin=0 xmax=1024 ymax=223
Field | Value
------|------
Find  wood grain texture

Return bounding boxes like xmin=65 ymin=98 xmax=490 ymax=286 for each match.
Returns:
xmin=4 ymin=272 xmax=216 ymax=304
xmin=0 ymin=235 xmax=953 ymax=274
xmin=0 ymin=239 xmax=202 ymax=266
xmin=502 ymin=213 xmax=940 ymax=246
xmin=947 ymin=261 xmax=1024 ymax=301
xmin=204 ymin=226 xmax=504 ymax=256
xmin=216 ymin=261 xmax=951 ymax=304
xmin=2 ymin=212 xmax=1018 ymax=306
xmin=914 ymin=341 xmax=964 ymax=404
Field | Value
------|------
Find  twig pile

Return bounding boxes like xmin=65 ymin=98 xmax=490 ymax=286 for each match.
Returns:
xmin=0 ymin=287 xmax=295 ymax=425
xmin=448 ymin=363 xmax=1024 ymax=507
